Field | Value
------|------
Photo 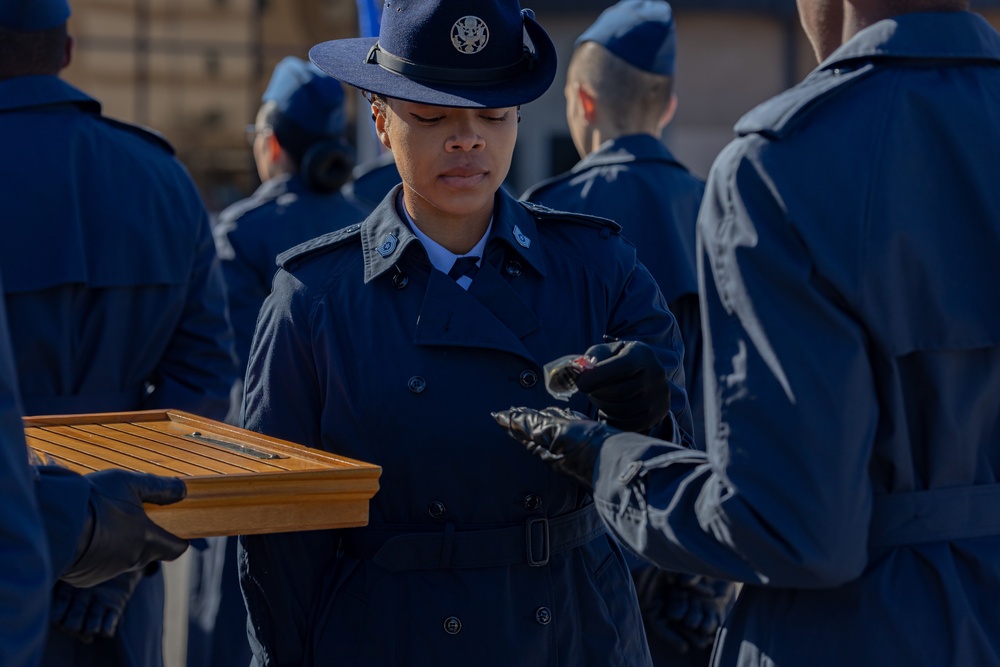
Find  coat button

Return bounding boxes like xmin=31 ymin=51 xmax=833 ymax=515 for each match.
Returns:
xmin=408 ymin=376 xmax=426 ymax=393
xmin=505 ymin=260 xmax=522 ymax=277
xmin=427 ymin=501 xmax=446 ymax=518
xmin=523 ymin=494 xmax=542 ymax=511
xmin=535 ymin=607 xmax=551 ymax=625
xmin=443 ymin=616 xmax=462 ymax=634
xmin=392 ymin=273 xmax=409 ymax=289
xmin=519 ymin=370 xmax=538 ymax=388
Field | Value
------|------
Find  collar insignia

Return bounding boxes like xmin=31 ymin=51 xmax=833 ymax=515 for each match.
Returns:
xmin=376 ymin=233 xmax=399 ymax=257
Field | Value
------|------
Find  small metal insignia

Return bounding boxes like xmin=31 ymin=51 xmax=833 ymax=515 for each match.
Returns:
xmin=512 ymin=225 xmax=531 ymax=249
xmin=451 ymin=16 xmax=489 ymax=54
xmin=377 ymin=233 xmax=399 ymax=257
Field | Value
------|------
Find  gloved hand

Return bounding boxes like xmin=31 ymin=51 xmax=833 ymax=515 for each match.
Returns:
xmin=574 ymin=340 xmax=671 ymax=433
xmin=492 ymin=406 xmax=616 ymax=489
xmin=51 ymin=569 xmax=145 ymax=643
xmin=633 ymin=565 xmax=736 ymax=654
xmin=61 ymin=469 xmax=189 ymax=588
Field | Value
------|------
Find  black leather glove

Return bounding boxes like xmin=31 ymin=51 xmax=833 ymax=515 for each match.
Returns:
xmin=633 ymin=565 xmax=735 ymax=654
xmin=61 ymin=469 xmax=189 ymax=588
xmin=51 ymin=569 xmax=145 ymax=643
xmin=492 ymin=406 xmax=616 ymax=489
xmin=574 ymin=340 xmax=671 ymax=433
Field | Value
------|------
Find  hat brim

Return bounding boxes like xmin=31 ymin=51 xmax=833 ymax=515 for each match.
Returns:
xmin=308 ymin=19 xmax=557 ymax=109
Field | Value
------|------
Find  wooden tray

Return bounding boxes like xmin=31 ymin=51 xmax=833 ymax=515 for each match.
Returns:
xmin=23 ymin=410 xmax=381 ymax=539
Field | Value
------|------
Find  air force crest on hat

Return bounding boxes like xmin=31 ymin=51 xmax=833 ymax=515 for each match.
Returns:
xmin=576 ymin=0 xmax=676 ymax=77
xmin=452 ymin=16 xmax=489 ymax=54
xmin=308 ymin=0 xmax=557 ymax=109
xmin=0 ymin=0 xmax=70 ymax=31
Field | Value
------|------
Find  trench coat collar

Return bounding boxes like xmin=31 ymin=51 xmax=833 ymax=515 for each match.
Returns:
xmin=570 ymin=134 xmax=685 ymax=172
xmin=362 ymin=186 xmax=547 ymax=283
xmin=0 ymin=75 xmax=101 ymax=114
xmin=821 ymin=11 xmax=1000 ymax=71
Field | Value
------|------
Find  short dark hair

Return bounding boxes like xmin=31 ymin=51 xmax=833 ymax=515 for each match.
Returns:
xmin=0 ymin=23 xmax=68 ymax=80
xmin=569 ymin=41 xmax=674 ymax=134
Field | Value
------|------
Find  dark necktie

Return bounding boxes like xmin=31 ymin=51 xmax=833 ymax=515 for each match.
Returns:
xmin=448 ymin=256 xmax=480 ymax=281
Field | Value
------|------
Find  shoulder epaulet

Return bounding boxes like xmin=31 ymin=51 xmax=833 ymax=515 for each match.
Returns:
xmin=518 ymin=200 xmax=622 ymax=234
xmin=734 ymin=62 xmax=875 ymax=139
xmin=277 ymin=223 xmax=362 ymax=270
xmin=99 ymin=117 xmax=175 ymax=155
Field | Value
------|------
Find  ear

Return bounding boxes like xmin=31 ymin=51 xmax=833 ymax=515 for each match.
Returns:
xmin=578 ymin=86 xmax=598 ymax=123
xmin=657 ymin=93 xmax=678 ymax=133
xmin=266 ymin=132 xmax=283 ymax=162
xmin=373 ymin=103 xmax=392 ymax=150
xmin=62 ymin=34 xmax=74 ymax=70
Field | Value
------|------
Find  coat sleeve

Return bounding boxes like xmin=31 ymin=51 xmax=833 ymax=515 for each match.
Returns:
xmin=238 ymin=268 xmax=339 ymax=667
xmin=593 ymin=139 xmax=877 ymax=588
xmin=0 ymin=290 xmax=51 ymax=667
xmin=144 ymin=200 xmax=238 ymax=422
xmin=607 ymin=256 xmax=695 ymax=448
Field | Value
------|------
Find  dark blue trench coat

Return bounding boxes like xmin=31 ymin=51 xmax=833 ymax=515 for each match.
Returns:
xmin=590 ymin=12 xmax=1000 ymax=666
xmin=0 ymin=75 xmax=237 ymax=667
xmin=239 ymin=187 xmax=693 ymax=666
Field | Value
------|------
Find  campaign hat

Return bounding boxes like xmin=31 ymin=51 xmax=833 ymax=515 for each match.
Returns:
xmin=309 ymin=0 xmax=556 ymax=108
xmin=576 ymin=0 xmax=676 ymax=76
xmin=0 ymin=0 xmax=70 ymax=31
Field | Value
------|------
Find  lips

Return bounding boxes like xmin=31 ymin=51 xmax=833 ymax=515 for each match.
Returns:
xmin=439 ymin=166 xmax=488 ymax=188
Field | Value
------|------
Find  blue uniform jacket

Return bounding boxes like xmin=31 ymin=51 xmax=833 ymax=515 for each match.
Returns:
xmin=522 ymin=134 xmax=706 ymax=448
xmin=214 ymin=172 xmax=367 ymax=383
xmin=239 ymin=187 xmax=692 ymax=666
xmin=343 ymin=151 xmax=401 ymax=212
xmin=0 ymin=277 xmax=51 ymax=667
xmin=0 ymin=76 xmax=237 ymax=667
xmin=590 ymin=12 xmax=1000 ymax=666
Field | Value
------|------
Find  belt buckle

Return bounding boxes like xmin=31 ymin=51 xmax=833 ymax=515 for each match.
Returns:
xmin=525 ymin=516 xmax=550 ymax=567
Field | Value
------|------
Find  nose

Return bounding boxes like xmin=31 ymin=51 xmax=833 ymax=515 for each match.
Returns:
xmin=446 ymin=112 xmax=484 ymax=152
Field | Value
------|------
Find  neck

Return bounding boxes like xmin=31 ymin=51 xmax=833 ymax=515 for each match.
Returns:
xmin=401 ymin=188 xmax=493 ymax=255
xmin=843 ymin=1 xmax=968 ymax=44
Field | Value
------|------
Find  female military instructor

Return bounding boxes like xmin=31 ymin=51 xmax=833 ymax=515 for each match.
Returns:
xmin=237 ymin=1 xmax=694 ymax=665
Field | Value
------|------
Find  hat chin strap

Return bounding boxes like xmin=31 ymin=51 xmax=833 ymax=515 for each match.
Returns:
xmin=365 ymin=41 xmax=537 ymax=87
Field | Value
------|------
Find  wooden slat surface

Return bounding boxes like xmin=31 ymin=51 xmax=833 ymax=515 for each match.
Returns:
xmin=24 ymin=409 xmax=381 ymax=538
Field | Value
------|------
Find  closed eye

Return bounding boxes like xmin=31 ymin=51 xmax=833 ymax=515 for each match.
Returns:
xmin=411 ymin=113 xmax=445 ymax=124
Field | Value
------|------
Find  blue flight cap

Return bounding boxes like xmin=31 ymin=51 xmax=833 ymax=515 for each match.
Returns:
xmin=0 ymin=0 xmax=70 ymax=31
xmin=262 ymin=56 xmax=347 ymax=137
xmin=576 ymin=0 xmax=676 ymax=76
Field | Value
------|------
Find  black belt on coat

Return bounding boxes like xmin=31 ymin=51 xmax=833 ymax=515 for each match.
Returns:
xmin=341 ymin=504 xmax=607 ymax=572
xmin=869 ymin=482 xmax=1000 ymax=549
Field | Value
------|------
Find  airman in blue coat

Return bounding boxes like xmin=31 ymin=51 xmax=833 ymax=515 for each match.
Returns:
xmin=521 ymin=3 xmax=727 ymax=663
xmin=497 ymin=3 xmax=1000 ymax=665
xmin=0 ymin=269 xmax=190 ymax=667
xmin=0 ymin=2 xmax=237 ymax=666
xmin=238 ymin=1 xmax=692 ymax=665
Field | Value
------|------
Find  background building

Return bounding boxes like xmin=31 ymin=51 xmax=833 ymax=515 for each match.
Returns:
xmin=63 ymin=0 xmax=1000 ymax=210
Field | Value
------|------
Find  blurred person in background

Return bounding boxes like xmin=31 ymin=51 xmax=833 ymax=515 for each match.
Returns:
xmin=0 ymin=0 xmax=238 ymax=665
